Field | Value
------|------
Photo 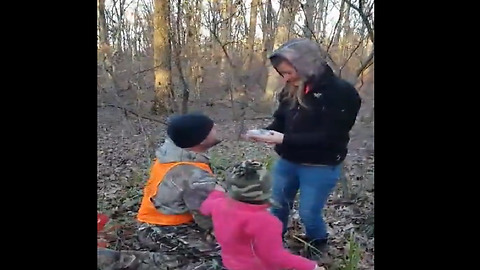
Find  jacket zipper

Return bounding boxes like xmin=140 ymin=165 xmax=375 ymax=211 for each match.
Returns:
xmin=293 ymin=105 xmax=300 ymax=120
xmin=290 ymin=105 xmax=300 ymax=131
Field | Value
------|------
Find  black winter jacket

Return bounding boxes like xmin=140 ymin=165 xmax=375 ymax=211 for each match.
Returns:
xmin=266 ymin=66 xmax=361 ymax=166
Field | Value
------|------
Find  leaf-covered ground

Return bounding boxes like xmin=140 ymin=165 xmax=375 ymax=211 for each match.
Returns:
xmin=97 ymin=100 xmax=374 ymax=269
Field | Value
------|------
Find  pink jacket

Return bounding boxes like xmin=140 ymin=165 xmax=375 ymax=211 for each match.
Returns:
xmin=200 ymin=190 xmax=317 ymax=270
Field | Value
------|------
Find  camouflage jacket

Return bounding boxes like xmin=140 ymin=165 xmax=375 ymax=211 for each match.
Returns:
xmin=148 ymin=138 xmax=219 ymax=229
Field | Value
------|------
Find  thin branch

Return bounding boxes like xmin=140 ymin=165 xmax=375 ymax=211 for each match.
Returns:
xmin=326 ymin=2 xmax=344 ymax=53
xmin=98 ymin=103 xmax=167 ymax=125
xmin=339 ymin=34 xmax=367 ymax=78
xmin=293 ymin=15 xmax=339 ymax=72
xmin=131 ymin=64 xmax=161 ymax=75
xmin=356 ymin=49 xmax=374 ymax=77
xmin=344 ymin=0 xmax=374 ymax=42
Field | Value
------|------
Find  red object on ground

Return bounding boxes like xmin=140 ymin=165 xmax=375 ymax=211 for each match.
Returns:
xmin=97 ymin=213 xmax=110 ymax=247
xmin=98 ymin=213 xmax=109 ymax=231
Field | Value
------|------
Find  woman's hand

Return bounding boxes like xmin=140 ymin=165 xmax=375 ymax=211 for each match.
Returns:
xmin=246 ymin=130 xmax=284 ymax=144
xmin=263 ymin=130 xmax=284 ymax=144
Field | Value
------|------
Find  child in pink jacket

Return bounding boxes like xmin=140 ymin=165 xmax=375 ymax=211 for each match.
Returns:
xmin=200 ymin=160 xmax=324 ymax=270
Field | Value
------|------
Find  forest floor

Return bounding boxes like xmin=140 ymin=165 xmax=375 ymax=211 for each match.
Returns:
xmin=97 ymin=87 xmax=374 ymax=269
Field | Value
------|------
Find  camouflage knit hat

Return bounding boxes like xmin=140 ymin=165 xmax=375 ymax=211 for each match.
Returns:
xmin=225 ymin=160 xmax=272 ymax=204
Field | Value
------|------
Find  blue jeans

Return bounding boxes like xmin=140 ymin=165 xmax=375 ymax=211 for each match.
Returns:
xmin=270 ymin=158 xmax=341 ymax=240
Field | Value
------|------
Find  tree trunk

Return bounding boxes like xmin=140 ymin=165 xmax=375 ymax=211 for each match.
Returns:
xmin=174 ymin=0 xmax=189 ymax=114
xmin=98 ymin=0 xmax=120 ymax=90
xmin=219 ymin=0 xmax=230 ymax=83
xmin=185 ymin=0 xmax=201 ymax=98
xmin=259 ymin=0 xmax=276 ymax=99
xmin=260 ymin=0 xmax=275 ymax=66
xmin=332 ymin=0 xmax=346 ymax=49
xmin=341 ymin=4 xmax=351 ymax=57
xmin=151 ymin=0 xmax=174 ymax=115
xmin=193 ymin=0 xmax=203 ymax=98
xmin=321 ymin=0 xmax=329 ymax=42
xmin=98 ymin=0 xmax=108 ymax=48
xmin=274 ymin=0 xmax=291 ymax=48
xmin=303 ymin=0 xmax=315 ymax=39
xmin=315 ymin=0 xmax=324 ymax=40
xmin=114 ymin=0 xmax=126 ymax=53
xmin=245 ymin=0 xmax=259 ymax=71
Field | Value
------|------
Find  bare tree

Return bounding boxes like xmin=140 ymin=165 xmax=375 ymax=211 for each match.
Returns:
xmin=98 ymin=0 xmax=121 ymax=91
xmin=245 ymin=0 xmax=260 ymax=71
xmin=151 ymin=0 xmax=175 ymax=115
xmin=185 ymin=0 xmax=203 ymax=98
xmin=172 ymin=0 xmax=190 ymax=114
xmin=219 ymin=0 xmax=232 ymax=82
xmin=302 ymin=0 xmax=315 ymax=39
xmin=344 ymin=0 xmax=374 ymax=83
xmin=331 ymin=0 xmax=346 ymax=50
xmin=260 ymin=0 xmax=276 ymax=65
xmin=274 ymin=0 xmax=299 ymax=48
xmin=97 ymin=0 xmax=375 ymax=117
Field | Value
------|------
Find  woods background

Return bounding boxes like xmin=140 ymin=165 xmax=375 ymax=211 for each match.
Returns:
xmin=97 ymin=0 xmax=374 ymax=269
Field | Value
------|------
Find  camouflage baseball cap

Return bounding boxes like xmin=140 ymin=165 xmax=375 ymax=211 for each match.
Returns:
xmin=225 ymin=160 xmax=272 ymax=204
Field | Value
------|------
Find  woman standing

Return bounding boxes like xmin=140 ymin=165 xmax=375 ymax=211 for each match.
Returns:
xmin=246 ymin=38 xmax=362 ymax=258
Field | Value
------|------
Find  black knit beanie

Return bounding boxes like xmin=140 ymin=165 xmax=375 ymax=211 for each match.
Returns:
xmin=167 ymin=113 xmax=214 ymax=148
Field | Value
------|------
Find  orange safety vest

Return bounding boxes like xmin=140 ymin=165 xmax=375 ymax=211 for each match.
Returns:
xmin=137 ymin=159 xmax=213 ymax=226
